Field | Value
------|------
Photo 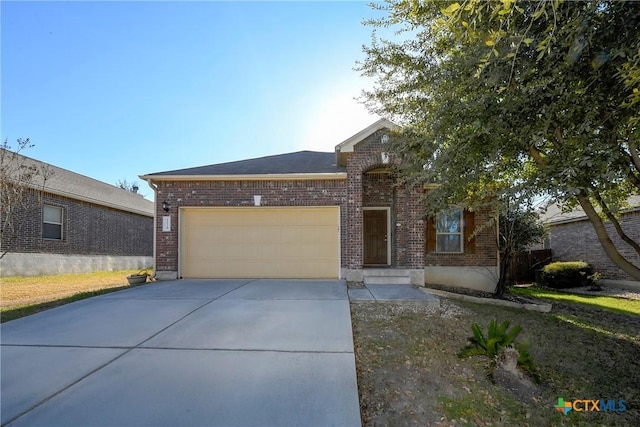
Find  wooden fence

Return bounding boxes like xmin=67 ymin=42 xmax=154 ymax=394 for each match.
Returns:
xmin=510 ymin=249 xmax=553 ymax=284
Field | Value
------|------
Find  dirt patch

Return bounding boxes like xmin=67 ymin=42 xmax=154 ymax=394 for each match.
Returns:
xmin=352 ymin=296 xmax=640 ymax=426
xmin=352 ymin=301 xmax=478 ymax=426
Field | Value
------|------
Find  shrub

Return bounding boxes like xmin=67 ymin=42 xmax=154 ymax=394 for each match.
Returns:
xmin=540 ymin=261 xmax=597 ymax=289
xmin=457 ymin=319 xmax=539 ymax=383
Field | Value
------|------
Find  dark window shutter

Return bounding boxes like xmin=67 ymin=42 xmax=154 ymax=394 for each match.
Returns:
xmin=464 ymin=210 xmax=476 ymax=254
xmin=426 ymin=216 xmax=436 ymax=253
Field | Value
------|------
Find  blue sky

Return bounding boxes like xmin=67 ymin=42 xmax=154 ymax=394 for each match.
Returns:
xmin=2 ymin=1 xmax=387 ymax=198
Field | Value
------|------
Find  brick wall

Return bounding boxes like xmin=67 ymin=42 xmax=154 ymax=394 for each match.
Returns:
xmin=346 ymin=129 xmax=425 ymax=269
xmin=152 ymin=129 xmax=496 ymax=274
xmin=4 ymin=190 xmax=153 ymax=256
xmin=406 ymin=183 xmax=427 ymax=268
xmin=362 ymin=172 xmax=394 ymax=207
xmin=550 ymin=210 xmax=640 ymax=281
xmin=424 ymin=205 xmax=498 ymax=266
xmin=154 ymin=179 xmax=347 ymax=273
xmin=363 ymin=172 xmax=398 ymax=264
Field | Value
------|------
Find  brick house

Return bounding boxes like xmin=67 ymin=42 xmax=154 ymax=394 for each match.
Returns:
xmin=141 ymin=119 xmax=499 ymax=291
xmin=541 ymin=196 xmax=640 ymax=290
xmin=1 ymin=151 xmax=154 ymax=277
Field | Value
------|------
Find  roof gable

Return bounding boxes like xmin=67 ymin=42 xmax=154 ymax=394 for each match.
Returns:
xmin=334 ymin=118 xmax=399 ymax=154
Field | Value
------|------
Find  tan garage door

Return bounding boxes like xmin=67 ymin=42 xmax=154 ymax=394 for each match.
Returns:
xmin=180 ymin=207 xmax=340 ymax=279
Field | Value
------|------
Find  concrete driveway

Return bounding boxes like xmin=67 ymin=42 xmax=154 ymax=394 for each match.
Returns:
xmin=1 ymin=279 xmax=361 ymax=426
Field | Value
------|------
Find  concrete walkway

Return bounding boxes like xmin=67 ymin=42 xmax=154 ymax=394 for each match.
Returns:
xmin=1 ymin=279 xmax=361 ymax=427
xmin=349 ymin=283 xmax=440 ymax=306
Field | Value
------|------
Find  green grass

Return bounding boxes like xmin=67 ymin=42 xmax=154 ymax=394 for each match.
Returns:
xmin=511 ymin=286 xmax=640 ymax=316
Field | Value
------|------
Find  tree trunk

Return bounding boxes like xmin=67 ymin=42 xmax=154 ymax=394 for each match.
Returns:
xmin=577 ymin=193 xmax=640 ymax=280
xmin=593 ymin=191 xmax=640 ymax=257
xmin=528 ymin=146 xmax=640 ymax=281
xmin=495 ymin=250 xmax=513 ymax=298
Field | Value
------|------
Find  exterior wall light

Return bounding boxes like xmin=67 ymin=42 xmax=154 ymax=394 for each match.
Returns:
xmin=162 ymin=200 xmax=171 ymax=212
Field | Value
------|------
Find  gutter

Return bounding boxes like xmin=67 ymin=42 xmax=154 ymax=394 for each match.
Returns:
xmin=43 ymin=189 xmax=153 ymax=217
xmin=138 ymin=172 xmax=347 ymax=181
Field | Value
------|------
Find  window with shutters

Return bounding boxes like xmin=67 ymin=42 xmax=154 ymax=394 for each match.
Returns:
xmin=43 ymin=205 xmax=63 ymax=240
xmin=426 ymin=209 xmax=476 ymax=255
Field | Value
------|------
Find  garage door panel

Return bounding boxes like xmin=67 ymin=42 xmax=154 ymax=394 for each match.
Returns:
xmin=258 ymin=227 xmax=284 ymax=242
xmin=201 ymin=228 xmax=234 ymax=242
xmin=185 ymin=262 xmax=253 ymax=278
xmin=181 ymin=207 xmax=339 ymax=279
xmin=262 ymin=244 xmax=307 ymax=260
xmin=260 ymin=210 xmax=285 ymax=225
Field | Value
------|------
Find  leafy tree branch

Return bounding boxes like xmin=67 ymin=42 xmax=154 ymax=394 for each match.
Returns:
xmin=359 ymin=0 xmax=640 ymax=280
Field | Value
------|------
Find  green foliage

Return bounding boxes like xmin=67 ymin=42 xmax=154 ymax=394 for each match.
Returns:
xmin=458 ymin=319 xmax=538 ymax=382
xmin=541 ymin=261 xmax=598 ymax=289
xmin=359 ymin=0 xmax=640 ymax=279
xmin=514 ymin=342 xmax=540 ymax=383
xmin=499 ymin=206 xmax=546 ymax=255
xmin=495 ymin=198 xmax=547 ymax=296
xmin=458 ymin=319 xmax=521 ymax=360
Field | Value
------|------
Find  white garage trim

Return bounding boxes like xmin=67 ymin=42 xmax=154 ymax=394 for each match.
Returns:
xmin=179 ymin=207 xmax=341 ymax=279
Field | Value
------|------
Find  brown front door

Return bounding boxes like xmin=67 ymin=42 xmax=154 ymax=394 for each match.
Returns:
xmin=364 ymin=209 xmax=388 ymax=265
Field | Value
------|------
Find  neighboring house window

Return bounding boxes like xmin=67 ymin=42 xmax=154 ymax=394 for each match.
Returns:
xmin=43 ymin=205 xmax=63 ymax=240
xmin=436 ymin=208 xmax=463 ymax=253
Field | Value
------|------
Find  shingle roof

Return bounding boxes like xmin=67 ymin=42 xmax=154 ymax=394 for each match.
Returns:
xmin=541 ymin=195 xmax=640 ymax=225
xmin=4 ymin=149 xmax=154 ymax=217
xmin=143 ymin=151 xmax=345 ymax=177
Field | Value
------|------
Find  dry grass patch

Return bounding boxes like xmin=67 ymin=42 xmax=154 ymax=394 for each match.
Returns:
xmin=352 ymin=297 xmax=640 ymax=426
xmin=1 ymin=270 xmax=143 ymax=309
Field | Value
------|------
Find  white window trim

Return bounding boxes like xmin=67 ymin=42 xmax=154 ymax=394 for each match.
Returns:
xmin=43 ymin=205 xmax=64 ymax=241
xmin=436 ymin=208 xmax=464 ymax=254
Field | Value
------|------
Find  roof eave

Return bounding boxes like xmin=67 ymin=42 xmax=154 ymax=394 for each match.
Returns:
xmin=40 ymin=187 xmax=154 ymax=217
xmin=140 ymin=172 xmax=348 ymax=182
xmin=545 ymin=206 xmax=640 ymax=226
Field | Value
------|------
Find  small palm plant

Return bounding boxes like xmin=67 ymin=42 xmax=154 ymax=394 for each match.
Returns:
xmin=458 ymin=319 xmax=538 ymax=383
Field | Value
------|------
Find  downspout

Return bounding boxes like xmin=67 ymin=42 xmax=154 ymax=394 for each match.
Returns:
xmin=143 ymin=178 xmax=158 ymax=279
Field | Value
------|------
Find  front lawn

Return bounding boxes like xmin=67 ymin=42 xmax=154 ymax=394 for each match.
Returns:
xmin=352 ymin=292 xmax=639 ymax=426
xmin=0 ymin=270 xmax=146 ymax=322
xmin=511 ymin=285 xmax=640 ymax=316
